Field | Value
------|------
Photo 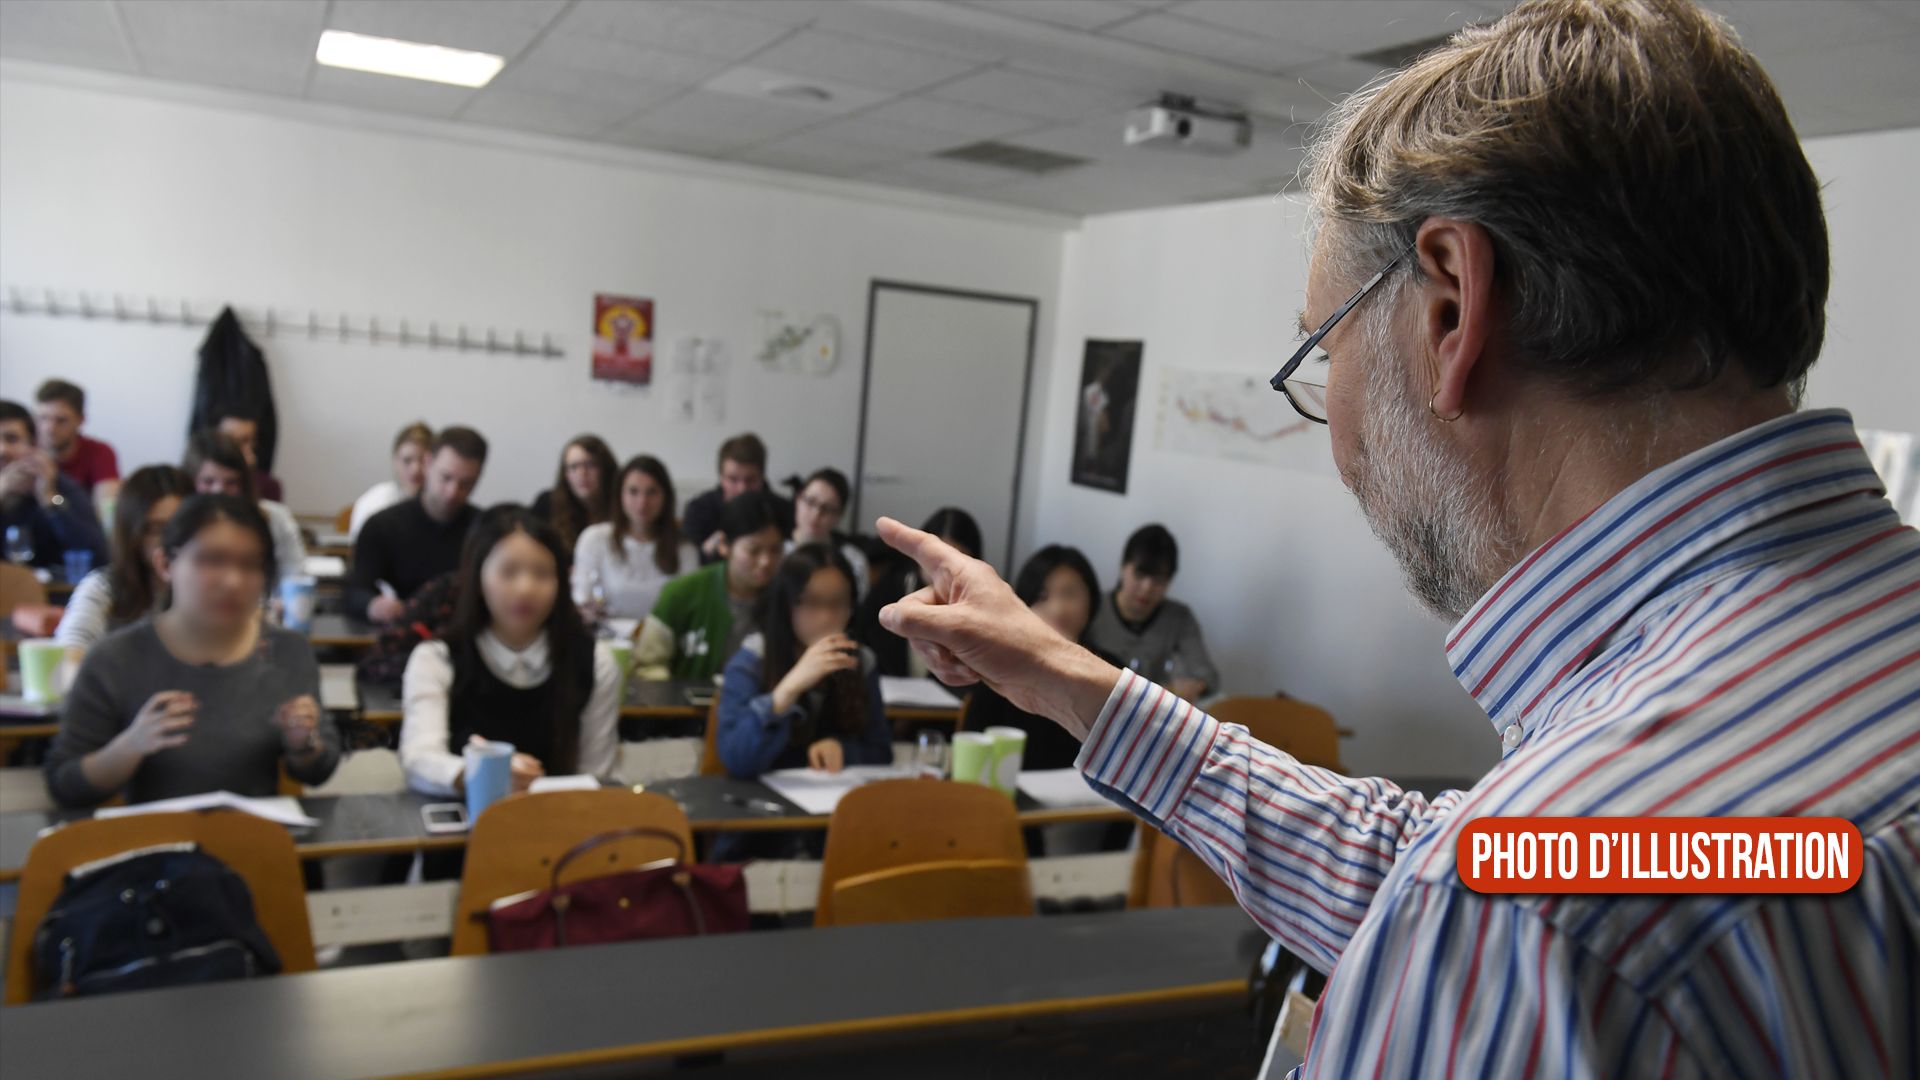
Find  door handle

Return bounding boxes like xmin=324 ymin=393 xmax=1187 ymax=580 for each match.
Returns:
xmin=863 ymin=473 xmax=904 ymax=485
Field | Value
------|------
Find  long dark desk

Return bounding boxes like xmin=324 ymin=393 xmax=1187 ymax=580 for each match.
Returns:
xmin=0 ymin=907 xmax=1259 ymax=1079
xmin=308 ymin=612 xmax=378 ymax=649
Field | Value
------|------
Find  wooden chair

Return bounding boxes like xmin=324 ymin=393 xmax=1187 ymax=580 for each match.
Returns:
xmin=4 ymin=810 xmax=316 ymax=1005
xmin=451 ymin=788 xmax=693 ymax=955
xmin=332 ymin=505 xmax=353 ymax=534
xmin=698 ymin=700 xmax=725 ymax=776
xmin=0 ymin=563 xmax=48 ymax=621
xmin=1127 ymin=827 xmax=1238 ymax=910
xmin=831 ymin=858 xmax=1034 ymax=926
xmin=814 ymin=779 xmax=1026 ymax=927
xmin=1206 ymin=696 xmax=1346 ymax=772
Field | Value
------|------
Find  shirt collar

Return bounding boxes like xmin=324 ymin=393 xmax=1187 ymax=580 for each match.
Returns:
xmin=1445 ymin=409 xmax=1884 ymax=743
xmin=478 ymin=629 xmax=551 ymax=686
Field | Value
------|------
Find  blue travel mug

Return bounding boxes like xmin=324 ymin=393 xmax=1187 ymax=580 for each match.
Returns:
xmin=463 ymin=740 xmax=516 ymax=823
xmin=63 ymin=549 xmax=93 ymax=584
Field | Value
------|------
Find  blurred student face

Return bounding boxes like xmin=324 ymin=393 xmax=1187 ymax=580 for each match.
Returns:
xmin=422 ymin=448 xmax=482 ymax=521
xmin=33 ymin=401 xmax=80 ymax=455
xmin=1032 ymin=565 xmax=1094 ymax=641
xmin=794 ymin=480 xmax=843 ymax=543
xmin=142 ymin=495 xmax=183 ymax=563
xmin=0 ymin=420 xmax=32 ymax=465
xmin=621 ymin=470 xmax=665 ymax=537
xmin=218 ymin=418 xmax=259 ymax=467
xmin=793 ymin=566 xmax=853 ymax=646
xmin=194 ymin=462 xmax=246 ymax=498
xmin=723 ymin=526 xmax=784 ymax=594
xmin=1118 ymin=562 xmax=1170 ymax=618
xmin=719 ymin=458 xmax=764 ymax=501
xmin=563 ymin=445 xmax=602 ymax=501
xmin=480 ymin=529 xmax=558 ymax=642
xmin=159 ymin=519 xmax=267 ymax=631
xmin=393 ymin=441 xmax=429 ymax=495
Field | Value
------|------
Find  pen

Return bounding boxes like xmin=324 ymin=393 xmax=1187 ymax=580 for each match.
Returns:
xmin=721 ymin=792 xmax=787 ymax=814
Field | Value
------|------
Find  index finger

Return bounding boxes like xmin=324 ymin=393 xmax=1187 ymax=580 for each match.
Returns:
xmin=875 ymin=517 xmax=970 ymax=593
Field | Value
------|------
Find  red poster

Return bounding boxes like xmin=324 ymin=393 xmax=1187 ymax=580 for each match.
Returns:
xmin=592 ymin=294 xmax=653 ymax=384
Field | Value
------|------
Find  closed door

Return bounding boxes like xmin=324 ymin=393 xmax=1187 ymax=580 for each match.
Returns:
xmin=855 ymin=282 xmax=1038 ymax=573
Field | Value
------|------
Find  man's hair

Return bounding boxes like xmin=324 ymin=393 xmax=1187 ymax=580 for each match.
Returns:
xmin=716 ymin=433 xmax=767 ymax=472
xmin=430 ymin=425 xmax=488 ymax=465
xmin=719 ymin=490 xmax=787 ymax=542
xmin=216 ymin=405 xmax=258 ymax=424
xmin=1121 ymin=524 xmax=1179 ymax=580
xmin=1302 ymin=0 xmax=1827 ymax=398
xmin=182 ymin=429 xmax=258 ymax=502
xmin=35 ymin=379 xmax=86 ymax=415
xmin=0 ymin=400 xmax=34 ymax=440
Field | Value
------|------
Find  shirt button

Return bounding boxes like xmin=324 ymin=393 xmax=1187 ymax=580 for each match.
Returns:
xmin=1501 ymin=723 xmax=1524 ymax=751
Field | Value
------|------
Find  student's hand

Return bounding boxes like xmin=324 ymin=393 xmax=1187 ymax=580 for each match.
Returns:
xmin=807 ymin=738 xmax=845 ymax=773
xmin=114 ymin=691 xmax=197 ymax=759
xmin=772 ymin=633 xmax=859 ymax=714
xmin=367 ymin=594 xmax=406 ymax=623
xmin=509 ymin=753 xmax=545 ymax=792
xmin=700 ymin=530 xmax=727 ymax=557
xmin=273 ymin=695 xmax=322 ymax=756
xmin=877 ymin=517 xmax=1118 ymax=739
xmin=0 ymin=457 xmax=37 ymax=499
xmin=1168 ymin=677 xmax=1207 ymax=702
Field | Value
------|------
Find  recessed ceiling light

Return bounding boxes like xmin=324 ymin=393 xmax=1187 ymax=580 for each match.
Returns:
xmin=315 ymin=29 xmax=504 ymax=88
xmin=762 ymin=81 xmax=834 ymax=104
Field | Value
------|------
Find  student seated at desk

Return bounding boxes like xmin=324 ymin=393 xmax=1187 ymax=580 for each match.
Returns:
xmin=44 ymin=495 xmax=340 ymax=807
xmin=0 ymin=398 xmax=108 ymax=573
xmin=789 ymin=467 xmax=870 ymax=601
xmin=350 ymin=425 xmax=487 ymax=624
xmin=184 ymin=429 xmax=306 ymax=589
xmin=682 ymin=433 xmax=792 ymax=565
xmin=34 ymin=379 xmax=121 ymax=505
xmin=572 ymin=454 xmax=696 ymax=622
xmin=964 ymin=545 xmax=1110 ymax=771
xmin=856 ymin=506 xmax=981 ymax=677
xmin=1088 ymin=524 xmax=1219 ymax=702
xmin=55 ymin=465 xmax=194 ymax=655
xmin=347 ymin=420 xmax=432 ymax=542
xmin=215 ymin=407 xmax=282 ymax=504
xmin=398 ymin=507 xmax=620 ymax=796
xmin=635 ymin=490 xmax=784 ymax=681
xmin=531 ymin=434 xmax=616 ymax=551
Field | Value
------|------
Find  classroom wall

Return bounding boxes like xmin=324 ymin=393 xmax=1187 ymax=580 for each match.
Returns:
xmin=0 ymin=67 xmax=1070 ymax=559
xmin=1028 ymin=124 xmax=1920 ymax=781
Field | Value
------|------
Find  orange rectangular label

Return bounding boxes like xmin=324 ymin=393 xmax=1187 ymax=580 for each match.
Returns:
xmin=1456 ymin=817 xmax=1862 ymax=893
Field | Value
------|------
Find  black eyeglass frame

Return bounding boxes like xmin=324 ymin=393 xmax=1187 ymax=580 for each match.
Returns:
xmin=1270 ymin=247 xmax=1413 ymax=424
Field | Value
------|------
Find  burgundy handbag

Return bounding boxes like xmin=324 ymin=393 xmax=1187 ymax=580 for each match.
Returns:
xmin=484 ymin=827 xmax=749 ymax=952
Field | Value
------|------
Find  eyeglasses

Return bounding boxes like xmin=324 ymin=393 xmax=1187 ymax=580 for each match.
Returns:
xmin=1270 ymin=247 xmax=1411 ymax=424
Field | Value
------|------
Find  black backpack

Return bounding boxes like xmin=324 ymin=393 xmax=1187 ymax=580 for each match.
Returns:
xmin=32 ymin=843 xmax=282 ymax=1000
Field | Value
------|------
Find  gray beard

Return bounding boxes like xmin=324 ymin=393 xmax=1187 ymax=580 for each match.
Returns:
xmin=1339 ymin=350 xmax=1516 ymax=623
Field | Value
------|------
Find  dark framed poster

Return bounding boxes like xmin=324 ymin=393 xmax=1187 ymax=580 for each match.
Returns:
xmin=1071 ymin=339 xmax=1142 ymax=494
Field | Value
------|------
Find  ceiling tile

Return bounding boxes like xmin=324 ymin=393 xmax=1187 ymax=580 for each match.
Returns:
xmin=747 ymin=29 xmax=981 ymax=93
xmin=857 ymin=95 xmax=1043 ymax=140
xmin=861 ymin=156 xmax=1025 ymax=191
xmin=553 ymin=1 xmax=794 ymax=61
xmin=459 ymin=86 xmax=648 ymax=138
xmin=619 ymin=89 xmax=828 ymax=145
xmin=1706 ymin=0 xmax=1917 ymax=58
xmin=325 ymin=1 xmax=564 ymax=57
xmin=512 ymin=32 xmax=729 ymax=90
xmin=1288 ymin=54 xmax=1394 ymax=97
xmin=0 ymin=0 xmax=134 ymax=72
xmin=600 ymin=123 xmax=744 ymax=159
xmin=957 ymin=1 xmax=1148 ymax=32
xmin=701 ymin=65 xmax=892 ymax=114
xmin=728 ymin=134 xmax=913 ymax=176
xmin=797 ymin=114 xmax=986 ymax=154
xmin=690 ymin=1 xmax=848 ymax=28
xmin=928 ymin=66 xmax=1139 ymax=121
xmin=119 ymin=0 xmax=327 ymax=97
xmin=1170 ymin=1 xmax=1491 ymax=58
xmin=1102 ymin=12 xmax=1325 ymax=73
xmin=307 ymin=65 xmax=473 ymax=117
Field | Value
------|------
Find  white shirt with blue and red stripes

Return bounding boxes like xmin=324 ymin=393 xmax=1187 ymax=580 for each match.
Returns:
xmin=1076 ymin=408 xmax=1919 ymax=1078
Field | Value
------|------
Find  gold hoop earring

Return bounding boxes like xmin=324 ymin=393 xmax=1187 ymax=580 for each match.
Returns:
xmin=1428 ymin=395 xmax=1463 ymax=423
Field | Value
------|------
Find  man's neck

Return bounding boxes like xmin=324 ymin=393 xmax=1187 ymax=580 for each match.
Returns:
xmin=421 ymin=497 xmax=456 ymax=525
xmin=50 ymin=439 xmax=77 ymax=464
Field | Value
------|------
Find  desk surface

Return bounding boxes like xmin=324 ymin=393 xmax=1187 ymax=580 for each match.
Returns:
xmin=0 ymin=907 xmax=1259 ymax=1080
xmin=308 ymin=612 xmax=378 ymax=648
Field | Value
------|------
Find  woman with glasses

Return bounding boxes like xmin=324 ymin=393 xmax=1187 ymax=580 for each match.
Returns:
xmin=788 ymin=467 xmax=870 ymax=601
xmin=44 ymin=494 xmax=339 ymax=807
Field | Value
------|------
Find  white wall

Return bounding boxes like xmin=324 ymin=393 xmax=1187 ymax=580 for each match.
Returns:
xmin=1029 ymin=125 xmax=1920 ymax=781
xmin=0 ymin=70 xmax=1069 ymax=554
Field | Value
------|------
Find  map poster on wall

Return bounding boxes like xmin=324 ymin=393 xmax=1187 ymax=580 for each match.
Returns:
xmin=592 ymin=294 xmax=654 ymax=385
xmin=1072 ymin=339 xmax=1142 ymax=494
xmin=1154 ymin=368 xmax=1327 ymax=472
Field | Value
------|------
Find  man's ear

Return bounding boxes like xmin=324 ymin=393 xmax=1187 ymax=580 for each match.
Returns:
xmin=1415 ymin=218 xmax=1498 ymax=421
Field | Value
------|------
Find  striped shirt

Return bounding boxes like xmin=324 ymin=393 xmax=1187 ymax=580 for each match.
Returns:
xmin=1076 ymin=409 xmax=1919 ymax=1078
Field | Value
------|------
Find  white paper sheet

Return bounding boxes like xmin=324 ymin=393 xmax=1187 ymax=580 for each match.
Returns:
xmin=95 ymin=792 xmax=319 ymax=828
xmin=878 ymin=676 xmax=963 ymax=710
xmin=528 ymin=775 xmax=601 ymax=794
xmin=1017 ymin=769 xmax=1106 ymax=809
xmin=760 ymin=765 xmax=910 ymax=815
xmin=302 ymin=555 xmax=348 ymax=579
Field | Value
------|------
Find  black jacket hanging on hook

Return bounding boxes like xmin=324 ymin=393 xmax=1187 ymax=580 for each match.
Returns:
xmin=188 ymin=307 xmax=278 ymax=471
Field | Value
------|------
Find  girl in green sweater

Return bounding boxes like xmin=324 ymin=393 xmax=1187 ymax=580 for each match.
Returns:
xmin=635 ymin=490 xmax=785 ymax=680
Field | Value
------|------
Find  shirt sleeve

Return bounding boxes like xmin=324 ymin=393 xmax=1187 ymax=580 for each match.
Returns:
xmin=42 ymin=646 xmax=130 ymax=808
xmin=576 ymin=641 xmax=621 ymax=780
xmin=715 ymin=648 xmax=802 ymax=778
xmin=1075 ymin=669 xmax=1466 ymax=975
xmin=53 ymin=569 xmax=114 ymax=650
xmin=265 ymin=504 xmax=307 ymax=586
xmin=399 ymin=640 xmax=464 ymax=796
xmin=278 ymin=638 xmax=341 ymax=787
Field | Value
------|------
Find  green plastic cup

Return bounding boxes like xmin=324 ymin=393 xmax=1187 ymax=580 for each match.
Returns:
xmin=984 ymin=726 xmax=1027 ymax=797
xmin=951 ymin=732 xmax=994 ymax=787
xmin=605 ymin=637 xmax=634 ymax=704
xmin=19 ymin=639 xmax=64 ymax=704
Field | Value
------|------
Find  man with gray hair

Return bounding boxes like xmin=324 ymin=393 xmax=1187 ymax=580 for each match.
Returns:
xmin=875 ymin=0 xmax=1917 ymax=1075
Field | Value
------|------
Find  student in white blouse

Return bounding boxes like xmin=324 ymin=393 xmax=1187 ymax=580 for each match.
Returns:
xmin=571 ymin=455 xmax=698 ymax=623
xmin=400 ymin=507 xmax=620 ymax=795
xmin=788 ymin=467 xmax=870 ymax=601
xmin=54 ymin=465 xmax=193 ymax=656
xmin=347 ymin=421 xmax=432 ymax=542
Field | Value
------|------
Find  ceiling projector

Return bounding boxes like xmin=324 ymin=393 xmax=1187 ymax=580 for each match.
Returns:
xmin=1125 ymin=94 xmax=1251 ymax=154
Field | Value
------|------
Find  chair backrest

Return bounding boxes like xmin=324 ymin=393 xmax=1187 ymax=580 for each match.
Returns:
xmin=332 ymin=505 xmax=353 ymax=534
xmin=831 ymin=859 xmax=1034 ymax=926
xmin=4 ymin=809 xmax=316 ymax=1005
xmin=1127 ymin=826 xmax=1237 ymax=910
xmin=1206 ymin=696 xmax=1345 ymax=772
xmin=814 ymin=779 xmax=1026 ymax=926
xmin=699 ymin=701 xmax=724 ymax=776
xmin=0 ymin=563 xmax=48 ymax=620
xmin=451 ymin=788 xmax=693 ymax=955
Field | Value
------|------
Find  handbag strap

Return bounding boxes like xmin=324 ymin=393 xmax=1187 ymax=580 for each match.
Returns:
xmin=549 ymin=826 xmax=689 ymax=891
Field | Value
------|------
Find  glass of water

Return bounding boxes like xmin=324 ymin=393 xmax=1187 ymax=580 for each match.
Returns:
xmin=913 ymin=729 xmax=950 ymax=780
xmin=4 ymin=525 xmax=32 ymax=565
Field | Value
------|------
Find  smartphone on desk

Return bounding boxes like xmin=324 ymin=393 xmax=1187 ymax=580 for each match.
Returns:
xmin=421 ymin=803 xmax=468 ymax=834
